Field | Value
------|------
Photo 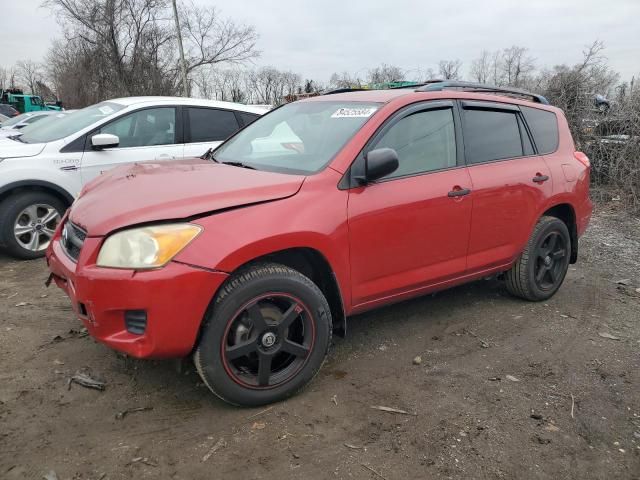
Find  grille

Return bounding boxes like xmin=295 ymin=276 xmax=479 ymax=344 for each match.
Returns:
xmin=61 ymin=221 xmax=86 ymax=261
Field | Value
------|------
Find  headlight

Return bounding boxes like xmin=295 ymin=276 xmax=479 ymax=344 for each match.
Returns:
xmin=97 ymin=223 xmax=202 ymax=269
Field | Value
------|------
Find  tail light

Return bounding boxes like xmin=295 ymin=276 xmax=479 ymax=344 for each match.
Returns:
xmin=574 ymin=151 xmax=590 ymax=168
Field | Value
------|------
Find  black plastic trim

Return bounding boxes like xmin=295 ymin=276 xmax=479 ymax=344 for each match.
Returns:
xmin=416 ymin=81 xmax=550 ymax=104
xmin=461 ymin=100 xmax=520 ymax=112
xmin=0 ymin=180 xmax=74 ymax=205
xmin=59 ymin=134 xmax=87 ymax=154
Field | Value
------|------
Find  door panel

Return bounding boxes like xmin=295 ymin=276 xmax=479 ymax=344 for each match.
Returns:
xmin=460 ymin=102 xmax=553 ymax=271
xmin=466 ymin=156 xmax=552 ymax=271
xmin=348 ymin=168 xmax=473 ymax=306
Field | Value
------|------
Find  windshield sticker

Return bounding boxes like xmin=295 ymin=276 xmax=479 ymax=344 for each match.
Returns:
xmin=98 ymin=105 xmax=114 ymax=115
xmin=331 ymin=107 xmax=378 ymax=118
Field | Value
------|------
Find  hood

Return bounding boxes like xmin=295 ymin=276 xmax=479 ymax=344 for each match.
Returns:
xmin=0 ymin=138 xmax=45 ymax=158
xmin=70 ymin=158 xmax=305 ymax=236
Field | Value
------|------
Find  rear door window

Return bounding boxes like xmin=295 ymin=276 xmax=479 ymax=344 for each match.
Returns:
xmin=462 ymin=108 xmax=523 ymax=164
xmin=237 ymin=111 xmax=261 ymax=127
xmin=187 ymin=107 xmax=239 ymax=142
xmin=520 ymin=106 xmax=559 ymax=154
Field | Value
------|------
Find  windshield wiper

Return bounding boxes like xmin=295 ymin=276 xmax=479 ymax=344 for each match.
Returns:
xmin=11 ymin=135 xmax=27 ymax=143
xmin=220 ymin=161 xmax=256 ymax=170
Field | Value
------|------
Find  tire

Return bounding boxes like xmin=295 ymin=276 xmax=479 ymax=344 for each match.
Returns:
xmin=0 ymin=191 xmax=66 ymax=259
xmin=194 ymin=263 xmax=332 ymax=406
xmin=505 ymin=216 xmax=571 ymax=301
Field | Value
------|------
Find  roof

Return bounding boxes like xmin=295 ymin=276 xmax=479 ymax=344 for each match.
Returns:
xmin=106 ymin=96 xmax=267 ymax=114
xmin=301 ymin=87 xmax=556 ymax=110
xmin=304 ymin=89 xmax=413 ymax=103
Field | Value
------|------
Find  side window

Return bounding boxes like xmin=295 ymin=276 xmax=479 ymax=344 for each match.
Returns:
xmin=100 ymin=107 xmax=176 ymax=148
xmin=520 ymin=106 xmax=559 ymax=154
xmin=462 ymin=108 xmax=523 ymax=164
xmin=518 ymin=115 xmax=535 ymax=155
xmin=372 ymin=108 xmax=457 ymax=179
xmin=188 ymin=107 xmax=239 ymax=142
xmin=238 ymin=112 xmax=260 ymax=127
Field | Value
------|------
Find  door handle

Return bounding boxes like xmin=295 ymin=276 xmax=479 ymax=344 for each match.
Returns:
xmin=532 ymin=174 xmax=549 ymax=183
xmin=448 ymin=187 xmax=471 ymax=197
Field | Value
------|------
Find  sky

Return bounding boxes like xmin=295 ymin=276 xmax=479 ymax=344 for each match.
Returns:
xmin=2 ymin=0 xmax=639 ymax=83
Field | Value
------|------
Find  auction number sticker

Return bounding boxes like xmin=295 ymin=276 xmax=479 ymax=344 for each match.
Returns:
xmin=331 ymin=107 xmax=378 ymax=118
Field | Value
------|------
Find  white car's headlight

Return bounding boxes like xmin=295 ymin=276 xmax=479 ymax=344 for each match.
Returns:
xmin=97 ymin=223 xmax=202 ymax=269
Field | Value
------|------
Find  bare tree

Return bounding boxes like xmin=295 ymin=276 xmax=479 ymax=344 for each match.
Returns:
xmin=0 ymin=66 xmax=12 ymax=90
xmin=329 ymin=71 xmax=363 ymax=89
xmin=490 ymin=50 xmax=502 ymax=85
xmin=45 ymin=0 xmax=259 ymax=107
xmin=501 ymin=46 xmax=535 ymax=87
xmin=438 ymin=59 xmax=462 ymax=80
xmin=16 ymin=60 xmax=45 ymax=95
xmin=246 ymin=67 xmax=301 ymax=105
xmin=366 ymin=64 xmax=404 ymax=85
xmin=179 ymin=2 xmax=259 ymax=88
xmin=470 ymin=50 xmax=491 ymax=84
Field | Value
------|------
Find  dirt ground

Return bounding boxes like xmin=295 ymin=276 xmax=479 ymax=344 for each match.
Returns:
xmin=1 ymin=204 xmax=639 ymax=480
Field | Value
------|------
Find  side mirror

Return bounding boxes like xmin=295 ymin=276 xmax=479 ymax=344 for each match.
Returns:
xmin=356 ymin=148 xmax=399 ymax=184
xmin=91 ymin=133 xmax=119 ymax=150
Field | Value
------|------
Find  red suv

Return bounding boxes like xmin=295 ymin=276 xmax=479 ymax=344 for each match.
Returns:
xmin=46 ymin=82 xmax=592 ymax=406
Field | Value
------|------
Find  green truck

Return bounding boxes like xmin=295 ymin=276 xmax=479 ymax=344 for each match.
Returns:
xmin=1 ymin=89 xmax=62 ymax=113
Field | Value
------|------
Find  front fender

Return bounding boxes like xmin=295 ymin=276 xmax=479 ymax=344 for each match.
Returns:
xmin=174 ymin=170 xmax=353 ymax=310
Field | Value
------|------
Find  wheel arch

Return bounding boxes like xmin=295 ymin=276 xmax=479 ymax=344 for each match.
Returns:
xmin=213 ymin=247 xmax=347 ymax=338
xmin=541 ymin=202 xmax=578 ymax=263
xmin=0 ymin=180 xmax=74 ymax=209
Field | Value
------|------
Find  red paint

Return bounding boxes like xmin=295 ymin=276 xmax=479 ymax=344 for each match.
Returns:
xmin=47 ymin=89 xmax=592 ymax=359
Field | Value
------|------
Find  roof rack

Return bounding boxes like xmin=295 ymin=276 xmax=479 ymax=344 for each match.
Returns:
xmin=415 ymin=80 xmax=549 ymax=104
xmin=322 ymin=87 xmax=366 ymax=95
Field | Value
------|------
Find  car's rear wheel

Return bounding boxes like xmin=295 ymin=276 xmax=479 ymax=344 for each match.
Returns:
xmin=194 ymin=263 xmax=332 ymax=406
xmin=505 ymin=216 xmax=571 ymax=301
xmin=0 ymin=191 xmax=66 ymax=259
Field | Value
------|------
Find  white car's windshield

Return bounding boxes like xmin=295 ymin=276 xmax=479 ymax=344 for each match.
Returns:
xmin=1 ymin=112 xmax=38 ymax=128
xmin=19 ymin=102 xmax=125 ymax=144
xmin=214 ymin=101 xmax=381 ymax=174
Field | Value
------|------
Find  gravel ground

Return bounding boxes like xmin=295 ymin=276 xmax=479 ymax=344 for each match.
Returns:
xmin=1 ymin=204 xmax=639 ymax=480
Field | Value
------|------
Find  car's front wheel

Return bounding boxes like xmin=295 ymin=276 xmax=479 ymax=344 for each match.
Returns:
xmin=505 ymin=215 xmax=571 ymax=301
xmin=0 ymin=191 xmax=66 ymax=259
xmin=194 ymin=263 xmax=332 ymax=406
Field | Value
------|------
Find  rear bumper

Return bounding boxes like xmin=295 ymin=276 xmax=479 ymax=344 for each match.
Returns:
xmin=46 ymin=235 xmax=228 ymax=359
xmin=576 ymin=196 xmax=593 ymax=237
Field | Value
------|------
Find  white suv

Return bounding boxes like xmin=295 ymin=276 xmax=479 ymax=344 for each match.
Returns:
xmin=0 ymin=97 xmax=264 ymax=259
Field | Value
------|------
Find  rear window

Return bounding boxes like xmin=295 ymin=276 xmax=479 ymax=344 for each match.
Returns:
xmin=463 ymin=109 xmax=523 ymax=164
xmin=238 ymin=112 xmax=260 ymax=127
xmin=188 ymin=107 xmax=239 ymax=142
xmin=520 ymin=106 xmax=559 ymax=154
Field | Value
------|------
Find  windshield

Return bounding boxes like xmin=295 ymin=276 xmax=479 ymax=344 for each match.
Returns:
xmin=1 ymin=112 xmax=37 ymax=128
xmin=214 ymin=101 xmax=381 ymax=174
xmin=17 ymin=112 xmax=70 ymax=135
xmin=19 ymin=102 xmax=126 ymax=144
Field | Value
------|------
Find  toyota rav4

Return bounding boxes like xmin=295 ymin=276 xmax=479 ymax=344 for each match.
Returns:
xmin=46 ymin=82 xmax=592 ymax=406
